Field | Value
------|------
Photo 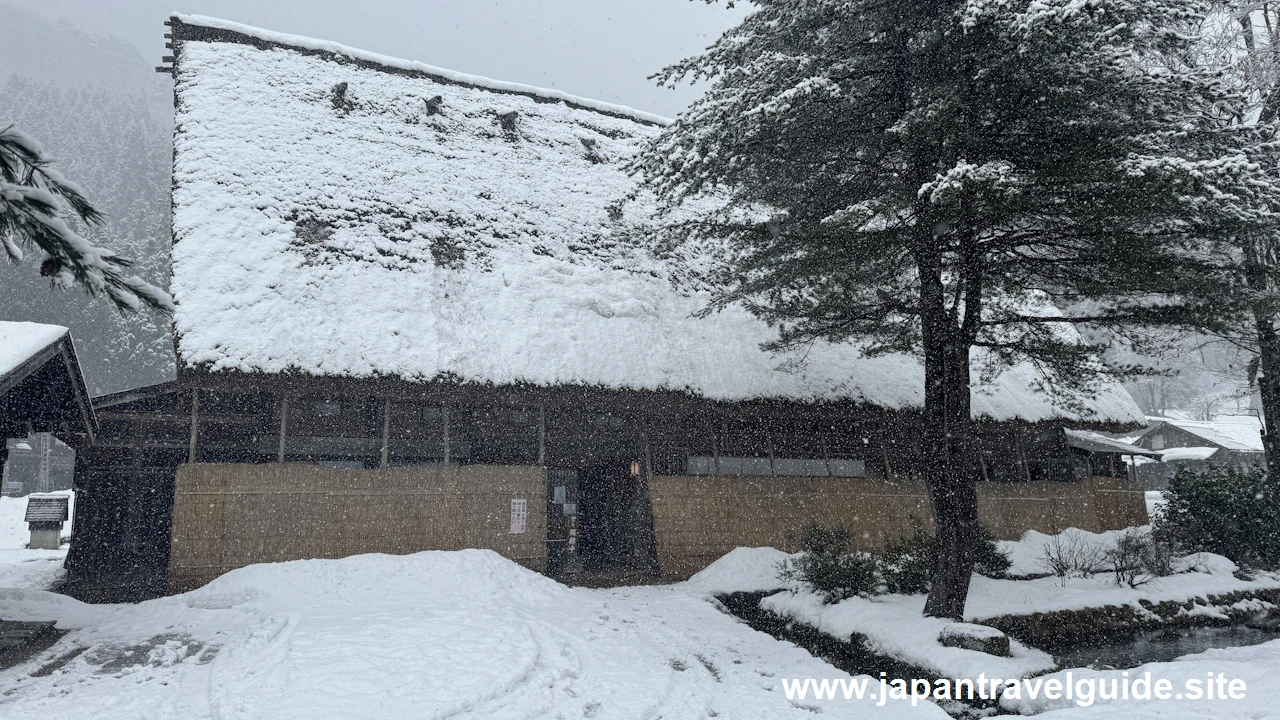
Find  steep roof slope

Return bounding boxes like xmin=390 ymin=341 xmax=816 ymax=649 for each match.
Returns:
xmin=166 ymin=15 xmax=1142 ymax=424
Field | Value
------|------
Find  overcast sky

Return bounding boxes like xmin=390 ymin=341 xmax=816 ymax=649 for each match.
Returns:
xmin=12 ymin=0 xmax=748 ymax=117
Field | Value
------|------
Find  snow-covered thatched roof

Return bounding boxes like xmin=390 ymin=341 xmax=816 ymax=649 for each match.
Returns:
xmin=166 ymin=15 xmax=1143 ymax=425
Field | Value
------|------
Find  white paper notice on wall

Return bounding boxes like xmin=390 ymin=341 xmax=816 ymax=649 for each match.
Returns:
xmin=510 ymin=498 xmax=528 ymax=534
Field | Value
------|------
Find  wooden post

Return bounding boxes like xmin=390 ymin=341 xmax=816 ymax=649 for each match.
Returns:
xmin=1016 ymin=429 xmax=1032 ymax=482
xmin=767 ymin=431 xmax=776 ymax=476
xmin=822 ymin=437 xmax=833 ymax=477
xmin=644 ymin=431 xmax=654 ymax=476
xmin=538 ymin=402 xmax=546 ymax=466
xmin=715 ymin=420 xmax=725 ymax=476
xmin=187 ymin=389 xmax=200 ymax=464
xmin=277 ymin=395 xmax=289 ymax=463
xmin=442 ymin=405 xmax=451 ymax=465
xmin=380 ymin=397 xmax=391 ymax=468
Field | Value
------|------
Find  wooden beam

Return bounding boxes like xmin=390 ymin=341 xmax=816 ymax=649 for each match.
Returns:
xmin=767 ymin=432 xmax=776 ymax=476
xmin=187 ymin=389 xmax=199 ymax=464
xmin=443 ymin=405 xmax=451 ymax=465
xmin=379 ymin=397 xmax=391 ymax=468
xmin=277 ymin=395 xmax=289 ymax=463
xmin=537 ymin=403 xmax=546 ymax=466
xmin=714 ymin=421 xmax=724 ymax=476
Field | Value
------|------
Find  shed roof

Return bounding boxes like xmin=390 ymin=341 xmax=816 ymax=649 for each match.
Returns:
xmin=166 ymin=15 xmax=1143 ymax=425
xmin=0 ymin=322 xmax=67 ymax=381
xmin=1064 ymin=430 xmax=1161 ymax=457
xmin=0 ymin=321 xmax=95 ymax=441
xmin=24 ymin=494 xmax=69 ymax=523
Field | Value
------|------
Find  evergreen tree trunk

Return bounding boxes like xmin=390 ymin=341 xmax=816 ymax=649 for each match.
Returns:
xmin=1245 ymin=238 xmax=1280 ymax=478
xmin=917 ymin=229 xmax=980 ymax=620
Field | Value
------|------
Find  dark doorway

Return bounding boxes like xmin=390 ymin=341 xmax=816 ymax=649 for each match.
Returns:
xmin=578 ymin=463 xmax=636 ymax=569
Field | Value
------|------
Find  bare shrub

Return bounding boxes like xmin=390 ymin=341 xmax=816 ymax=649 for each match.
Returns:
xmin=1106 ymin=529 xmax=1174 ymax=588
xmin=1039 ymin=531 xmax=1107 ymax=585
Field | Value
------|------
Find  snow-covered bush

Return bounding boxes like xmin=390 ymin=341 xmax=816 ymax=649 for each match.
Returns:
xmin=776 ymin=525 xmax=878 ymax=603
xmin=1039 ymin=531 xmax=1108 ymax=584
xmin=1155 ymin=466 xmax=1280 ymax=570
xmin=875 ymin=520 xmax=1011 ymax=594
xmin=778 ymin=522 xmax=1012 ymax=602
xmin=1104 ymin=528 xmax=1173 ymax=588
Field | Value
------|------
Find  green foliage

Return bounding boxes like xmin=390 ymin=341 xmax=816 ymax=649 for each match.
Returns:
xmin=777 ymin=525 xmax=880 ymax=603
xmin=876 ymin=522 xmax=935 ymax=595
xmin=0 ymin=122 xmax=173 ymax=314
xmin=1154 ymin=466 xmax=1280 ymax=570
xmin=778 ymin=522 xmax=1012 ymax=602
xmin=876 ymin=520 xmax=1011 ymax=594
xmin=973 ymin=526 xmax=1014 ymax=580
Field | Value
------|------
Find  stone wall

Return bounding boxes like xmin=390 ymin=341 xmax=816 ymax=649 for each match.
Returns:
xmin=649 ymin=475 xmax=1148 ymax=579
xmin=168 ymin=463 xmax=546 ymax=593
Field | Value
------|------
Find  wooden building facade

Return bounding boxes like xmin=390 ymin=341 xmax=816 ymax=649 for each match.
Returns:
xmin=62 ymin=15 xmax=1149 ymax=598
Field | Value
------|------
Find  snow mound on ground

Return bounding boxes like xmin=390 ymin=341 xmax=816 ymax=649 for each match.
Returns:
xmin=182 ymin=548 xmax=563 ymax=610
xmin=682 ymin=546 xmax=799 ymax=596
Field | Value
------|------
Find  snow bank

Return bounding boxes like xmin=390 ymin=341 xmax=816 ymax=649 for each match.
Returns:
xmin=681 ymin=546 xmax=798 ymax=596
xmin=762 ymin=591 xmax=1057 ymax=680
xmin=167 ymin=18 xmax=1143 ymax=423
xmin=0 ymin=321 xmax=66 ymax=377
xmin=0 ymin=549 xmax=949 ymax=719
xmin=0 ymin=490 xmax=73 ymax=591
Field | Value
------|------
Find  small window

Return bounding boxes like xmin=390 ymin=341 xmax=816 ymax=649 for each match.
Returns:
xmin=590 ymin=413 xmax=625 ymax=429
xmin=1150 ymin=435 xmax=1165 ymax=450
xmin=312 ymin=398 xmax=341 ymax=417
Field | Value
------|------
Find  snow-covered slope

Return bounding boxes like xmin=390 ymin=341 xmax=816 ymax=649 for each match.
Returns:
xmin=168 ymin=16 xmax=1141 ymax=423
xmin=0 ymin=549 xmax=947 ymax=719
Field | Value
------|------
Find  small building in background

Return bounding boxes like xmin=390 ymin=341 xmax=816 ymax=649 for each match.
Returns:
xmin=0 ymin=322 xmax=96 ymax=472
xmin=24 ymin=493 xmax=70 ymax=550
xmin=1129 ymin=415 xmax=1264 ymax=489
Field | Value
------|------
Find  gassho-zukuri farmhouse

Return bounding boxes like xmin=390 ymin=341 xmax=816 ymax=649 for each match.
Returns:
xmin=64 ymin=15 xmax=1152 ymax=599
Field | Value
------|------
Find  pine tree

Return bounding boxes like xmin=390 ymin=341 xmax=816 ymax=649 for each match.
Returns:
xmin=1 ymin=123 xmax=173 ymax=314
xmin=632 ymin=0 xmax=1274 ymax=618
xmin=1194 ymin=3 xmax=1280 ymax=477
xmin=1 ymin=76 xmax=177 ymax=395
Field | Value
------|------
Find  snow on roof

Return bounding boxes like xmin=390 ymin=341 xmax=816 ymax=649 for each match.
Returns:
xmin=0 ymin=321 xmax=68 ymax=379
xmin=1063 ymin=429 xmax=1160 ymax=456
xmin=1145 ymin=415 xmax=1263 ymax=453
xmin=1157 ymin=446 xmax=1220 ymax=462
xmin=167 ymin=17 xmax=1143 ymax=424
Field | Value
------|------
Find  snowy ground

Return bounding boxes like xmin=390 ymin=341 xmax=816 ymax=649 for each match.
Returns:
xmin=0 ymin=491 xmax=73 ymax=592
xmin=999 ymin=640 xmax=1280 ymax=718
xmin=690 ymin=530 xmax=1280 ymax=682
xmin=0 ymin=550 xmax=949 ymax=720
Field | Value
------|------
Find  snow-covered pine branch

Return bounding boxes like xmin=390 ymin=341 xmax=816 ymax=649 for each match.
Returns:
xmin=0 ymin=124 xmax=174 ymax=314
